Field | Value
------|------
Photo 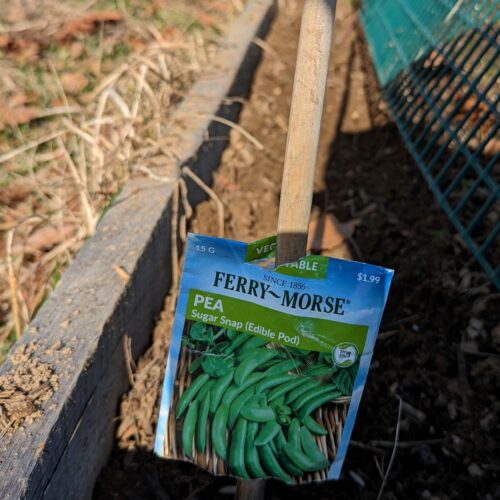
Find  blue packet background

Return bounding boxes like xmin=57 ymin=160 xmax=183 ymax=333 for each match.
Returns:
xmin=155 ymin=233 xmax=393 ymax=483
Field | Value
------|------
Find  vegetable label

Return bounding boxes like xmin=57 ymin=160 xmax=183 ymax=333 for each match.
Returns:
xmin=155 ymin=234 xmax=393 ymax=483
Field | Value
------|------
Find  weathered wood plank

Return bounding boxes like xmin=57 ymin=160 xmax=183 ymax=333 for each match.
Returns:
xmin=0 ymin=1 xmax=276 ymax=498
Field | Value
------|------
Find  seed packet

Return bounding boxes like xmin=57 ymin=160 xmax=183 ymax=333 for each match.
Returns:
xmin=154 ymin=233 xmax=393 ymax=483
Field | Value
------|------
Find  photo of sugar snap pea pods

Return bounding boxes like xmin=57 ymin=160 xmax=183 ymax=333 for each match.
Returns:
xmin=211 ymin=403 xmax=229 ymax=460
xmin=181 ymin=400 xmax=198 ymax=459
xmin=259 ymin=443 xmax=292 ymax=484
xmin=300 ymin=426 xmax=329 ymax=465
xmin=234 ymin=349 xmax=279 ymax=385
xmin=228 ymin=386 xmax=255 ymax=429
xmin=240 ymin=406 xmax=275 ymax=422
xmin=195 ymin=391 xmax=210 ymax=454
xmin=245 ymin=421 xmax=267 ymax=478
xmin=264 ymin=359 xmax=302 ymax=376
xmin=236 ymin=335 xmax=268 ymax=353
xmin=229 ymin=418 xmax=250 ymax=479
xmin=221 ymin=372 xmax=265 ymax=407
xmin=170 ymin=321 xmax=362 ymax=483
xmin=175 ymin=373 xmax=209 ymax=418
xmin=255 ymin=420 xmax=281 ymax=446
xmin=209 ymin=371 xmax=233 ymax=415
xmin=302 ymin=414 xmax=328 ymax=435
xmin=267 ymin=376 xmax=309 ymax=402
xmin=255 ymin=372 xmax=298 ymax=393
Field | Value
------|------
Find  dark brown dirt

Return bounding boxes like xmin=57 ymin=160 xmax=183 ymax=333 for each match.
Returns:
xmin=95 ymin=1 xmax=500 ymax=499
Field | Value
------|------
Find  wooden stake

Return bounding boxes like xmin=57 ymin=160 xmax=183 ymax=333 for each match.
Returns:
xmin=236 ymin=1 xmax=336 ymax=499
xmin=276 ymin=0 xmax=336 ymax=265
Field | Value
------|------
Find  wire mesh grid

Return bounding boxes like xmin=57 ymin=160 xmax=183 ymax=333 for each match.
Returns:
xmin=361 ymin=0 xmax=499 ymax=288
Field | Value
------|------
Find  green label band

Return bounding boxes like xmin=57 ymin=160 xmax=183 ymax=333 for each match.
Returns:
xmin=185 ymin=289 xmax=368 ymax=354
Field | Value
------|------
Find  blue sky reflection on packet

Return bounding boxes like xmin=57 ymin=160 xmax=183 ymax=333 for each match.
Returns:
xmin=155 ymin=233 xmax=393 ymax=483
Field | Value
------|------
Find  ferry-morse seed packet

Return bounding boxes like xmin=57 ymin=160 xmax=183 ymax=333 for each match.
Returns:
xmin=155 ymin=233 xmax=393 ymax=483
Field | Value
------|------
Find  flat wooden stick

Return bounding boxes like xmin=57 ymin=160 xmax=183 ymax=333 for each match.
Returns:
xmin=276 ymin=0 xmax=336 ymax=265
xmin=235 ymin=2 xmax=336 ymax=499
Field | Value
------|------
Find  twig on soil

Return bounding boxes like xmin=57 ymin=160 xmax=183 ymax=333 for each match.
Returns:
xmin=350 ymin=440 xmax=385 ymax=455
xmin=376 ymin=395 xmax=403 ymax=500
xmin=182 ymin=166 xmax=225 ymax=238
xmin=195 ymin=114 xmax=264 ymax=151
xmin=37 ymin=106 xmax=82 ymax=119
xmin=171 ymin=182 xmax=180 ymax=293
xmin=381 ymin=314 xmax=419 ymax=329
xmin=123 ymin=334 xmax=136 ymax=388
xmin=460 ymin=343 xmax=500 ymax=359
xmin=371 ymin=438 xmax=443 ymax=449
xmin=378 ymin=329 xmax=399 ymax=340
xmin=252 ymin=37 xmax=280 ymax=58
xmin=179 ymin=177 xmax=193 ymax=243
xmin=5 ymin=230 xmax=22 ymax=340
xmin=373 ymin=455 xmax=385 ymax=480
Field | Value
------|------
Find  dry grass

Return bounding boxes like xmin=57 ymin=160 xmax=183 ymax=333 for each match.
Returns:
xmin=0 ymin=0 xmax=243 ymax=362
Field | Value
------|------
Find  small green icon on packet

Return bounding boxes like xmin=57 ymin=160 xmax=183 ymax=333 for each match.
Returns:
xmin=332 ymin=342 xmax=359 ymax=367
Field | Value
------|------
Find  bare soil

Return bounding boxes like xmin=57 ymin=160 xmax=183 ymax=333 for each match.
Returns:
xmin=95 ymin=1 xmax=500 ymax=499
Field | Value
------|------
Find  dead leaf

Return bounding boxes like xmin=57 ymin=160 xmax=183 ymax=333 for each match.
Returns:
xmin=0 ymin=36 xmax=41 ymax=61
xmin=56 ymin=10 xmax=124 ymax=42
xmin=0 ymin=98 xmax=40 ymax=130
xmin=484 ymin=137 xmax=500 ymax=157
xmin=70 ymin=41 xmax=84 ymax=59
xmin=113 ymin=264 xmax=130 ymax=284
xmin=0 ymin=34 xmax=9 ymax=48
xmin=60 ymin=72 xmax=89 ymax=94
xmin=307 ymin=213 xmax=358 ymax=252
xmin=23 ymin=224 xmax=75 ymax=253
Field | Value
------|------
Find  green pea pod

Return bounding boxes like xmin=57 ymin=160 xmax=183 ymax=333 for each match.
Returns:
xmin=298 ymin=391 xmax=343 ymax=421
xmin=240 ymin=406 xmax=275 ymax=422
xmin=268 ymin=377 xmax=309 ymax=402
xmin=300 ymin=426 xmax=328 ymax=465
xmin=269 ymin=395 xmax=285 ymax=409
xmin=287 ymin=418 xmax=301 ymax=448
xmin=274 ymin=429 xmax=287 ymax=452
xmin=182 ymin=400 xmax=198 ymax=458
xmin=293 ymin=385 xmax=342 ymax=411
xmin=209 ymin=371 xmax=233 ymax=415
xmin=256 ymin=373 xmax=298 ymax=393
xmin=259 ymin=444 xmax=292 ymax=484
xmin=283 ymin=443 xmax=329 ymax=472
xmin=236 ymin=347 xmax=267 ymax=363
xmin=277 ymin=414 xmax=292 ymax=426
xmin=195 ymin=391 xmax=210 ymax=454
xmin=195 ymin=378 xmax=214 ymax=403
xmin=268 ymin=438 xmax=278 ymax=455
xmin=229 ymin=418 xmax=249 ymax=478
xmin=245 ymin=421 xmax=267 ymax=478
xmin=255 ymin=420 xmax=281 ymax=446
xmin=228 ymin=387 xmax=255 ymax=429
xmin=221 ymin=372 xmax=265 ymax=407
xmin=285 ymin=378 xmax=321 ymax=405
xmin=234 ymin=349 xmax=279 ymax=386
xmin=264 ymin=359 xmax=302 ymax=376
xmin=211 ymin=404 xmax=229 ymax=459
xmin=279 ymin=451 xmax=304 ymax=477
xmin=303 ymin=415 xmax=328 ymax=435
xmin=175 ymin=373 xmax=210 ymax=418
xmin=236 ymin=336 xmax=268 ymax=353
xmin=276 ymin=405 xmax=292 ymax=416
xmin=222 ymin=332 xmax=249 ymax=355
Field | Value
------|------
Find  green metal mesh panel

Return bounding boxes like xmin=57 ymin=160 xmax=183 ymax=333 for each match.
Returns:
xmin=361 ymin=0 xmax=499 ymax=288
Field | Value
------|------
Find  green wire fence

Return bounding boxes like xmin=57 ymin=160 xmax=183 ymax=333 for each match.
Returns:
xmin=361 ymin=0 xmax=499 ymax=288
